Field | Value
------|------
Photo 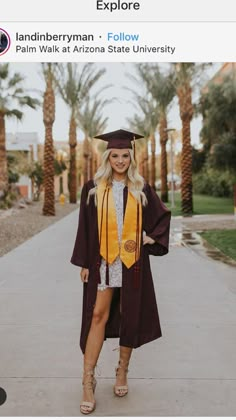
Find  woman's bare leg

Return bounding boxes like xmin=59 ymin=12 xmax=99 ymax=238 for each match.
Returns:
xmin=115 ymin=346 xmax=133 ymax=392
xmin=115 ymin=290 xmax=133 ymax=393
xmin=82 ymin=288 xmax=114 ymax=404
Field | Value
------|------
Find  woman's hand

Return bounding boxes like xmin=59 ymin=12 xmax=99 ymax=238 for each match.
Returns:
xmin=80 ymin=268 xmax=89 ymax=283
xmin=143 ymin=235 xmax=155 ymax=245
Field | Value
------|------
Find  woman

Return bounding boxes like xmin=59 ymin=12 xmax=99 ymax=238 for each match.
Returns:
xmin=71 ymin=129 xmax=171 ymax=415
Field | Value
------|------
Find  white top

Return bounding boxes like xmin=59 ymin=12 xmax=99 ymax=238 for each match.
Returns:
xmin=98 ymin=179 xmax=125 ymax=291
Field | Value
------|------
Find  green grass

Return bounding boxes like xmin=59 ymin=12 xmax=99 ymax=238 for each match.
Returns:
xmin=164 ymin=192 xmax=234 ymax=217
xmin=200 ymin=230 xmax=236 ymax=261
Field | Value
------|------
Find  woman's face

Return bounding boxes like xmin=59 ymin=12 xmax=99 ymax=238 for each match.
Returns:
xmin=109 ymin=148 xmax=131 ymax=175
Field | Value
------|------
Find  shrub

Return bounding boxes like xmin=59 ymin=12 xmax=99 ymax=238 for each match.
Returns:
xmin=193 ymin=169 xmax=236 ymax=197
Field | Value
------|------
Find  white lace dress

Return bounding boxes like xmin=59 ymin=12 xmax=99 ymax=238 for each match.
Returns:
xmin=98 ymin=179 xmax=125 ymax=291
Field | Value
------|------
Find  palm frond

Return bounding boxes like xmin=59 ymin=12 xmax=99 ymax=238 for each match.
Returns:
xmin=7 ymin=73 xmax=25 ymax=88
xmin=18 ymin=95 xmax=40 ymax=109
xmin=5 ymin=108 xmax=23 ymax=120
xmin=77 ymin=94 xmax=111 ymax=138
xmin=0 ymin=63 xmax=9 ymax=79
xmin=0 ymin=65 xmax=40 ymax=117
xmin=54 ymin=63 xmax=107 ymax=113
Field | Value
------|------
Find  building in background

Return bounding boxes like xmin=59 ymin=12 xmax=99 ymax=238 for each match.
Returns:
xmin=209 ymin=62 xmax=236 ymax=84
xmin=6 ymin=133 xmax=86 ymax=200
xmin=6 ymin=132 xmax=39 ymax=199
xmin=202 ymin=62 xmax=236 ymax=94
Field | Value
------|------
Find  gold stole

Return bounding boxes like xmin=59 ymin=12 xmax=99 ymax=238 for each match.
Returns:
xmin=97 ymin=182 xmax=142 ymax=268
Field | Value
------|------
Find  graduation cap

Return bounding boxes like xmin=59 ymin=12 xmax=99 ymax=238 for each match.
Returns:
xmin=94 ymin=129 xmax=144 ymax=159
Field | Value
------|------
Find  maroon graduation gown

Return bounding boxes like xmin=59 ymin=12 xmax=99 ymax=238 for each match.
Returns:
xmin=70 ymin=180 xmax=171 ymax=354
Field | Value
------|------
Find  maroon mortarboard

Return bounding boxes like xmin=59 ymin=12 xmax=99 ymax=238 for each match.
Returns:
xmin=94 ymin=129 xmax=144 ymax=150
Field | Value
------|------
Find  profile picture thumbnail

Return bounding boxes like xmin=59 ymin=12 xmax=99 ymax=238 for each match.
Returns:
xmin=0 ymin=28 xmax=10 ymax=56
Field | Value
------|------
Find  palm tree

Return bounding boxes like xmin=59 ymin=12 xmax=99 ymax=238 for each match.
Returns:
xmin=128 ymin=95 xmax=159 ymax=188
xmin=173 ymin=63 xmax=212 ymax=214
xmin=42 ymin=64 xmax=56 ymax=216
xmin=174 ymin=63 xmax=195 ymax=215
xmin=133 ymin=64 xmax=175 ymax=202
xmin=199 ymin=74 xmax=236 ymax=171
xmin=77 ymin=96 xmax=112 ymax=182
xmin=0 ymin=64 xmax=39 ymax=199
xmin=54 ymin=63 xmax=106 ymax=203
xmin=127 ymin=113 xmax=150 ymax=182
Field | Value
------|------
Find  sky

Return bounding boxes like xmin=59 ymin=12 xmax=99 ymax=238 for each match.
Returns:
xmin=5 ymin=62 xmax=222 ymax=152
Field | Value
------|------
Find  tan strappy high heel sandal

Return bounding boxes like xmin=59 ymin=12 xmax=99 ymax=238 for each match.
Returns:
xmin=113 ymin=359 xmax=129 ymax=397
xmin=80 ymin=368 xmax=97 ymax=415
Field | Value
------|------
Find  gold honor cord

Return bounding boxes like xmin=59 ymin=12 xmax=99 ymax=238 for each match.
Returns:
xmin=97 ymin=183 xmax=142 ymax=268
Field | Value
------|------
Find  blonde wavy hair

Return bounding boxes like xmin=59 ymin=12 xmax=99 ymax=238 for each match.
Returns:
xmin=87 ymin=148 xmax=148 ymax=206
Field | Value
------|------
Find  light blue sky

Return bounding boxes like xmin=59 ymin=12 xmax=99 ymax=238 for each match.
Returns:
xmin=5 ymin=62 xmax=222 ymax=150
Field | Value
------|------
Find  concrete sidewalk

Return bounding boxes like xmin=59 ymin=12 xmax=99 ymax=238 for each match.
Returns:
xmin=0 ymin=211 xmax=236 ymax=416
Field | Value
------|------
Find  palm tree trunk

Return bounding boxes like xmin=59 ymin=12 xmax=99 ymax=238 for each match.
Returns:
xmin=43 ymin=124 xmax=55 ymax=215
xmin=0 ymin=112 xmax=8 ymax=198
xmin=181 ymin=116 xmax=193 ymax=215
xmin=144 ymin=141 xmax=149 ymax=182
xmin=30 ymin=145 xmax=34 ymax=200
xmin=42 ymin=78 xmax=55 ymax=216
xmin=178 ymin=83 xmax=194 ymax=215
xmin=138 ymin=150 xmax=143 ymax=176
xmin=93 ymin=148 xmax=98 ymax=177
xmin=150 ymin=134 xmax=156 ymax=190
xmin=88 ymin=141 xmax=93 ymax=180
xmin=83 ymin=137 xmax=89 ymax=184
xmin=159 ymin=114 xmax=168 ymax=202
xmin=69 ymin=116 xmax=77 ymax=203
